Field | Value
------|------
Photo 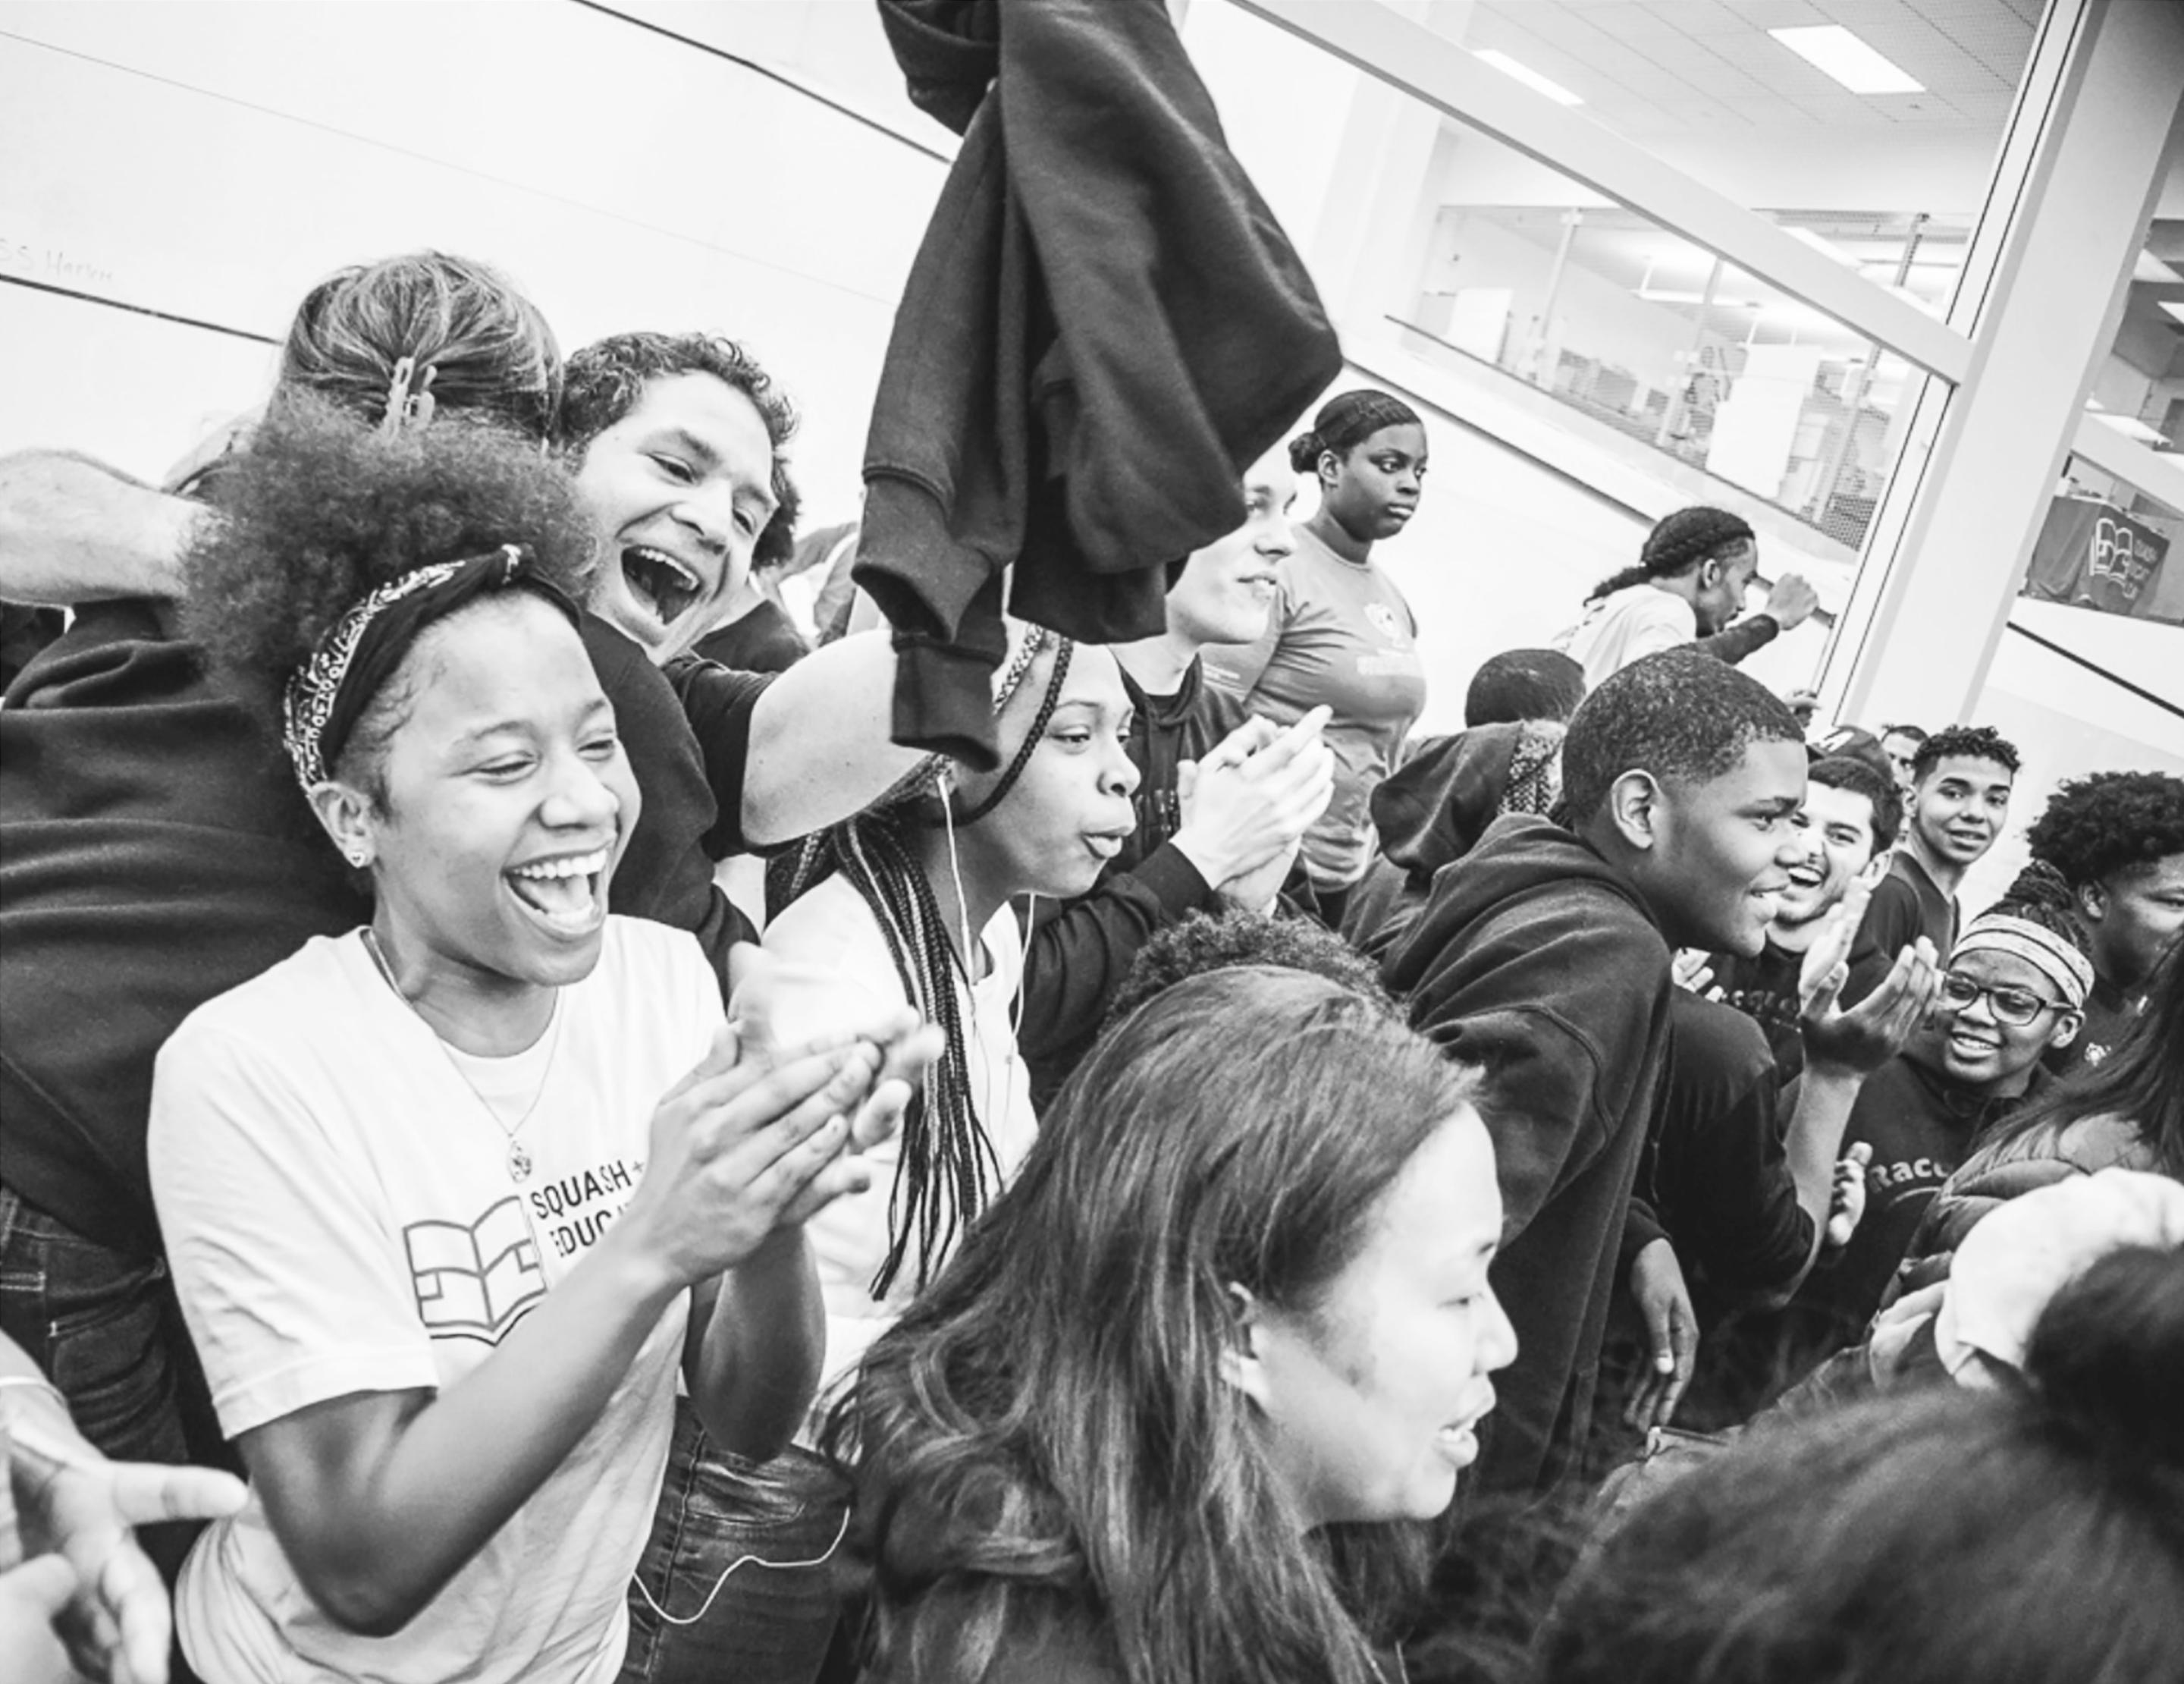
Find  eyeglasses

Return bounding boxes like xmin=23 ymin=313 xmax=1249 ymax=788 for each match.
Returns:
xmin=1937 ymin=971 xmax=2065 ymax=1028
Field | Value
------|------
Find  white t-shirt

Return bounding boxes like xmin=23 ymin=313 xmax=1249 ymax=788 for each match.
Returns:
xmin=742 ymin=877 xmax=1034 ymax=1395
xmin=149 ymin=919 xmax=723 ymax=1684
xmin=1557 ymin=583 xmax=1697 ymax=690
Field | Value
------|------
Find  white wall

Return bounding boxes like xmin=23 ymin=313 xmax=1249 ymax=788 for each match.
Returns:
xmin=0 ymin=0 xmax=946 ymax=516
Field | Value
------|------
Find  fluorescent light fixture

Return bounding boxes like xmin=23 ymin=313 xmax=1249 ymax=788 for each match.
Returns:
xmin=1769 ymin=26 xmax=1924 ymax=95
xmin=2133 ymin=251 xmax=2184 ymax=284
xmin=2159 ymin=300 xmax=2184 ymax=326
xmin=1473 ymin=49 xmax=1583 ymax=105
xmin=1784 ymin=226 xmax=1857 ymax=265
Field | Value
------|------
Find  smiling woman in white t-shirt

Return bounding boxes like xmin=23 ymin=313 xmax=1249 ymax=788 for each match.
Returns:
xmin=146 ymin=405 xmax=933 ymax=1684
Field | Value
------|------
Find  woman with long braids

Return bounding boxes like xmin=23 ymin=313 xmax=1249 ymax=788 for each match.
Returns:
xmin=144 ymin=404 xmax=931 ymax=1684
xmin=1201 ymin=389 xmax=1430 ymax=924
xmin=1558 ymin=504 xmax=1819 ymax=692
xmin=755 ymin=623 xmax=1142 ymax=1368
xmin=826 ymin=966 xmax=1516 ymax=1684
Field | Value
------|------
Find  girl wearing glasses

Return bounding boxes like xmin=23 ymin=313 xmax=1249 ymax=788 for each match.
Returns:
xmin=1724 ymin=895 xmax=2091 ymax=1407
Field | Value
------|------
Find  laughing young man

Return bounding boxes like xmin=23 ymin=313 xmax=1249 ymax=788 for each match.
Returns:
xmin=1382 ymin=648 xmax=1809 ymax=1497
xmin=1709 ymin=756 xmax=1902 ymax=1080
xmin=1843 ymin=724 xmax=2019 ymax=1005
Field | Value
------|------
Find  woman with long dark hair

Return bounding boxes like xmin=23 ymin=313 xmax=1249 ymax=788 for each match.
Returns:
xmin=145 ymin=406 xmax=925 ymax=1684
xmin=829 ymin=967 xmax=1515 ymax=1684
xmin=1202 ymin=389 xmax=1431 ymax=922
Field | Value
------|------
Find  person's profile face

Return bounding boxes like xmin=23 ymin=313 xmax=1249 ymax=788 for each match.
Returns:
xmin=572 ymin=370 xmax=779 ymax=664
xmin=951 ymin=644 xmax=1141 ymax=902
xmin=1324 ymin=424 xmax=1427 ymax=543
xmin=1693 ymin=540 xmax=1758 ymax=635
xmin=1246 ymin=1108 xmax=1513 ymax=1528
xmin=1647 ymin=737 xmax=1809 ymax=956
xmin=1910 ymin=756 xmax=2013 ymax=869
xmin=1170 ymin=446 xmax=1295 ymax=647
xmin=2088 ymin=853 xmax=2184 ymax=990
xmin=361 ymin=595 xmax=638 ymax=995
xmin=1776 ymin=780 xmax=1878 ymax=929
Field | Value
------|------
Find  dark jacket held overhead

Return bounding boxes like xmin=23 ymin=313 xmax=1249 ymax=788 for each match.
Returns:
xmin=858 ymin=0 xmax=1342 ymax=766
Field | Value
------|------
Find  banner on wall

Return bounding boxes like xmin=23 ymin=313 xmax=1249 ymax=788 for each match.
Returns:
xmin=2022 ymin=496 xmax=2170 ymax=617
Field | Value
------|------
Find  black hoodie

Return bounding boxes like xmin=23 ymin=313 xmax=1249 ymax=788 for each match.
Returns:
xmin=1345 ymin=721 xmax=1562 ymax=960
xmin=1382 ymin=814 xmax=1674 ymax=1497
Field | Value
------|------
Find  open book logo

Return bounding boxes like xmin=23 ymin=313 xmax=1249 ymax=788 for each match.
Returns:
xmin=404 ymin=1199 xmax=548 ymax=1343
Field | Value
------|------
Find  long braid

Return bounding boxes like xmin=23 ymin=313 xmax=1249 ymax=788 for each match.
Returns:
xmin=770 ymin=633 xmax=1071 ymax=1298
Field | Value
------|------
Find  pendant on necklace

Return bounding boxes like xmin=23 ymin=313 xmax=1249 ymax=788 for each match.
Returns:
xmin=507 ymin=1139 xmax=534 ymax=1183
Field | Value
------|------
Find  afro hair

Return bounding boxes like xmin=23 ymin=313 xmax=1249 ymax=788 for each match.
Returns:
xmin=180 ymin=394 xmax=598 ymax=737
xmin=2025 ymin=770 xmax=2184 ymax=888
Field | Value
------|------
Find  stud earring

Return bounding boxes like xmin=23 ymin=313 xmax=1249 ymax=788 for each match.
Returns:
xmin=345 ymin=848 xmax=370 ymax=869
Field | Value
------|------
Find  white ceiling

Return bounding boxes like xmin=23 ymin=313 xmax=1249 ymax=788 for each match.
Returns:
xmin=1442 ymin=0 xmax=2040 ymax=139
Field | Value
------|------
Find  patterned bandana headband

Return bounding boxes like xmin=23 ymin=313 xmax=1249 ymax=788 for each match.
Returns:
xmin=1951 ymin=912 xmax=2094 ymax=1011
xmin=868 ymin=624 xmax=1075 ymax=823
xmin=281 ymin=544 xmax=579 ymax=790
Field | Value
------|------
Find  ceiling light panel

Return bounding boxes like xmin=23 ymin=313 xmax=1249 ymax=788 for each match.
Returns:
xmin=1473 ymin=49 xmax=1586 ymax=105
xmin=1768 ymin=25 xmax=1926 ymax=95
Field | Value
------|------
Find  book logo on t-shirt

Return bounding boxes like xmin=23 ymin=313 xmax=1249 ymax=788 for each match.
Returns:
xmin=404 ymin=1199 xmax=548 ymax=1343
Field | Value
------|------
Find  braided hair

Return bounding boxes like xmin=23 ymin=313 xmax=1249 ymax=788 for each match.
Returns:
xmin=1286 ymin=388 xmax=1423 ymax=475
xmin=1588 ymin=505 xmax=1755 ymax=603
xmin=771 ymin=630 xmax=1074 ymax=1296
xmin=1991 ymin=859 xmax=2095 ymax=955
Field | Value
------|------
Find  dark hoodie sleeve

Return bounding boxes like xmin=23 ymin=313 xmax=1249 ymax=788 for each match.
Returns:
xmin=1017 ymin=844 xmax=1216 ymax=1100
xmin=1651 ymin=998 xmax=1814 ymax=1302
xmin=1692 ymin=613 xmax=1779 ymax=667
xmin=1842 ymin=875 xmax=1923 ymax=1007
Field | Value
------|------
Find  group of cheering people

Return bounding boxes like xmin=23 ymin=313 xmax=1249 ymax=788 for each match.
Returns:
xmin=1 ymin=250 xmax=2181 ymax=1684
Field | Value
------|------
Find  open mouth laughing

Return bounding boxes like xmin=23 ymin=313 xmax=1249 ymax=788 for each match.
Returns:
xmin=620 ymin=545 xmax=707 ymax=630
xmin=507 ymin=846 xmax=611 ymax=936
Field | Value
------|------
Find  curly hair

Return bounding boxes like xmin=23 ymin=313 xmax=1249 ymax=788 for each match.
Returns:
xmin=274 ymin=251 xmax=560 ymax=442
xmin=1560 ymin=648 xmax=1803 ymax=825
xmin=1588 ymin=506 xmax=1753 ymax=602
xmin=1911 ymin=724 xmax=2019 ymax=782
xmin=1100 ymin=909 xmax=1394 ymax=1036
xmin=180 ymin=396 xmax=598 ymax=789
xmin=557 ymin=331 xmax=802 ymax=565
xmin=2024 ymin=770 xmax=2184 ymax=888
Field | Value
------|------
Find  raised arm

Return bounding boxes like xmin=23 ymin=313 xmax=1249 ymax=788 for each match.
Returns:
xmin=735 ymin=630 xmax=931 ymax=847
xmin=0 ymin=452 xmax=197 ymax=605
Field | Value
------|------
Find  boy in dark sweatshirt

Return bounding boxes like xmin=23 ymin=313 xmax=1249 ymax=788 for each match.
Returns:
xmin=1382 ymin=649 xmax=1809 ymax=1497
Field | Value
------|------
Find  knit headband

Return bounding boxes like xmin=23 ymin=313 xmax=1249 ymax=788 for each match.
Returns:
xmin=282 ymin=544 xmax=580 ymax=790
xmin=1951 ymin=912 xmax=2094 ymax=1010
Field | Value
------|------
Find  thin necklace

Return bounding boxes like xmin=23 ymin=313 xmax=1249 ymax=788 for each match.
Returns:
xmin=360 ymin=927 xmax=563 ymax=1183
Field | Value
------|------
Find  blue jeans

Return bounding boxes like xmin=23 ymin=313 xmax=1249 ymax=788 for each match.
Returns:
xmin=0 ymin=1183 xmax=224 ymax=1682
xmin=620 ymin=1397 xmax=852 ymax=1684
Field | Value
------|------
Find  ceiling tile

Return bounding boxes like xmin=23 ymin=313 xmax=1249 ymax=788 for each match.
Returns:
xmin=1643 ymin=0 xmax=1749 ymax=35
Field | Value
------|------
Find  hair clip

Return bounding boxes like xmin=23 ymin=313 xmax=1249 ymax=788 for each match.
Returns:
xmin=379 ymin=357 xmax=439 ymax=437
